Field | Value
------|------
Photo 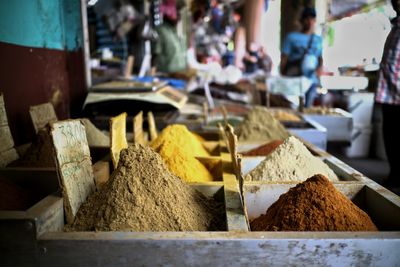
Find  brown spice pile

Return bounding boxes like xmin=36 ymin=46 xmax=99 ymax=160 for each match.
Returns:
xmin=8 ymin=126 xmax=55 ymax=167
xmin=251 ymin=174 xmax=378 ymax=231
xmin=242 ymin=140 xmax=283 ymax=156
xmin=70 ymin=143 xmax=223 ymax=231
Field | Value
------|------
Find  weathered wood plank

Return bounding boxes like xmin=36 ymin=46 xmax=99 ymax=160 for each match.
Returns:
xmin=147 ymin=111 xmax=158 ymax=141
xmin=133 ymin=111 xmax=145 ymax=145
xmin=51 ymin=120 xmax=95 ymax=224
xmin=29 ymin=103 xmax=58 ymax=133
xmin=0 ymin=125 xmax=14 ymax=152
xmin=0 ymin=93 xmax=8 ymax=126
xmin=37 ymin=232 xmax=400 ymax=267
xmin=0 ymin=147 xmax=19 ymax=167
xmin=110 ymin=112 xmax=128 ymax=168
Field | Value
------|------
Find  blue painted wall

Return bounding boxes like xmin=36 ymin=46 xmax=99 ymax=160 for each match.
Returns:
xmin=0 ymin=0 xmax=83 ymax=51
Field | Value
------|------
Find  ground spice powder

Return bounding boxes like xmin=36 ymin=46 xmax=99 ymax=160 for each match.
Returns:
xmin=236 ymin=106 xmax=290 ymax=142
xmin=271 ymin=110 xmax=301 ymax=122
xmin=8 ymin=127 xmax=55 ymax=168
xmin=242 ymin=140 xmax=284 ymax=156
xmin=246 ymin=136 xmax=338 ymax=182
xmin=151 ymin=124 xmax=213 ymax=182
xmin=251 ymin=174 xmax=378 ymax=231
xmin=70 ymin=144 xmax=223 ymax=231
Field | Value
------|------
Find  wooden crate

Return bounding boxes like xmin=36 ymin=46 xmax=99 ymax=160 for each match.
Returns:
xmin=2 ymin=132 xmax=400 ymax=267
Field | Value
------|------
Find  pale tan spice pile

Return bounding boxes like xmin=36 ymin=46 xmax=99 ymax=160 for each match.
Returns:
xmin=251 ymin=174 xmax=378 ymax=231
xmin=69 ymin=143 xmax=223 ymax=231
xmin=236 ymin=106 xmax=290 ymax=142
xmin=246 ymin=136 xmax=338 ymax=182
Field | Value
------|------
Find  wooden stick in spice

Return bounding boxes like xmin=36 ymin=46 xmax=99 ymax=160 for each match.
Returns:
xmin=110 ymin=112 xmax=128 ymax=169
xmin=147 ymin=111 xmax=158 ymax=141
xmin=221 ymin=105 xmax=228 ymax=126
xmin=133 ymin=111 xmax=146 ymax=145
xmin=203 ymin=101 xmax=209 ymax=125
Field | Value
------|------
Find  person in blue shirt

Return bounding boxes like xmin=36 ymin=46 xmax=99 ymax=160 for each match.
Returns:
xmin=280 ymin=7 xmax=323 ymax=107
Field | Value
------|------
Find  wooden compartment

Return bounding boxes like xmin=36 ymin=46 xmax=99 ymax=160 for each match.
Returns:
xmin=240 ymin=155 xmax=363 ymax=183
xmin=0 ymin=170 xmax=62 ymax=267
xmin=244 ymin=182 xmax=400 ymax=231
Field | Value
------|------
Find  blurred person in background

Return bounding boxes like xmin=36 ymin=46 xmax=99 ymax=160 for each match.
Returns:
xmin=257 ymin=46 xmax=273 ymax=75
xmin=154 ymin=0 xmax=187 ymax=73
xmin=376 ymin=0 xmax=400 ymax=188
xmin=280 ymin=7 xmax=323 ymax=107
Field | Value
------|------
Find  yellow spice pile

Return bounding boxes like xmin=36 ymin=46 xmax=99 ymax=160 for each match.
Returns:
xmin=151 ymin=124 xmax=213 ymax=182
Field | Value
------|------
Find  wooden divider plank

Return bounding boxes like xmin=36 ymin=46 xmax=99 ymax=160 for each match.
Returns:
xmin=0 ymin=93 xmax=19 ymax=166
xmin=0 ymin=126 xmax=14 ymax=152
xmin=30 ymin=102 xmax=58 ymax=133
xmin=0 ymin=148 xmax=19 ymax=168
xmin=110 ymin=112 xmax=128 ymax=169
xmin=133 ymin=111 xmax=145 ymax=145
xmin=123 ymin=55 xmax=134 ymax=79
xmin=92 ymin=161 xmax=110 ymax=190
xmin=221 ymin=105 xmax=228 ymax=126
xmin=0 ymin=94 xmax=8 ymax=127
xmin=217 ymin=123 xmax=228 ymax=148
xmin=225 ymin=124 xmax=239 ymax=176
xmin=203 ymin=102 xmax=209 ymax=125
xmin=51 ymin=120 xmax=96 ymax=224
xmin=147 ymin=111 xmax=158 ymax=141
xmin=236 ymin=154 xmax=250 ymax=229
xmin=224 ymin=124 xmax=250 ymax=229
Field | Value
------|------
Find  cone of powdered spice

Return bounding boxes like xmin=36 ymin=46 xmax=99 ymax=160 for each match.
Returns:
xmin=241 ymin=140 xmax=284 ymax=157
xmin=250 ymin=174 xmax=378 ymax=231
xmin=69 ymin=143 xmax=224 ymax=231
xmin=245 ymin=136 xmax=338 ymax=182
xmin=236 ymin=106 xmax=290 ymax=142
xmin=150 ymin=124 xmax=214 ymax=182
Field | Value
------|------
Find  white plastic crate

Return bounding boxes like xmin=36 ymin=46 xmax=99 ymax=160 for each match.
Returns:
xmin=345 ymin=125 xmax=372 ymax=158
xmin=347 ymin=92 xmax=374 ymax=126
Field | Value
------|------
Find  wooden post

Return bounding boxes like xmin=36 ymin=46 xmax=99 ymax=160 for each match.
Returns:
xmin=217 ymin=123 xmax=228 ymax=147
xmin=221 ymin=105 xmax=228 ymax=126
xmin=236 ymin=154 xmax=250 ymax=230
xmin=266 ymin=88 xmax=271 ymax=108
xmin=225 ymin=124 xmax=239 ymax=178
xmin=123 ymin=55 xmax=134 ymax=79
xmin=50 ymin=119 xmax=96 ymax=224
xmin=299 ymin=96 xmax=305 ymax=113
xmin=225 ymin=124 xmax=250 ymax=230
xmin=29 ymin=102 xmax=58 ymax=133
xmin=110 ymin=112 xmax=128 ymax=169
xmin=203 ymin=102 xmax=209 ymax=125
xmin=147 ymin=111 xmax=158 ymax=141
